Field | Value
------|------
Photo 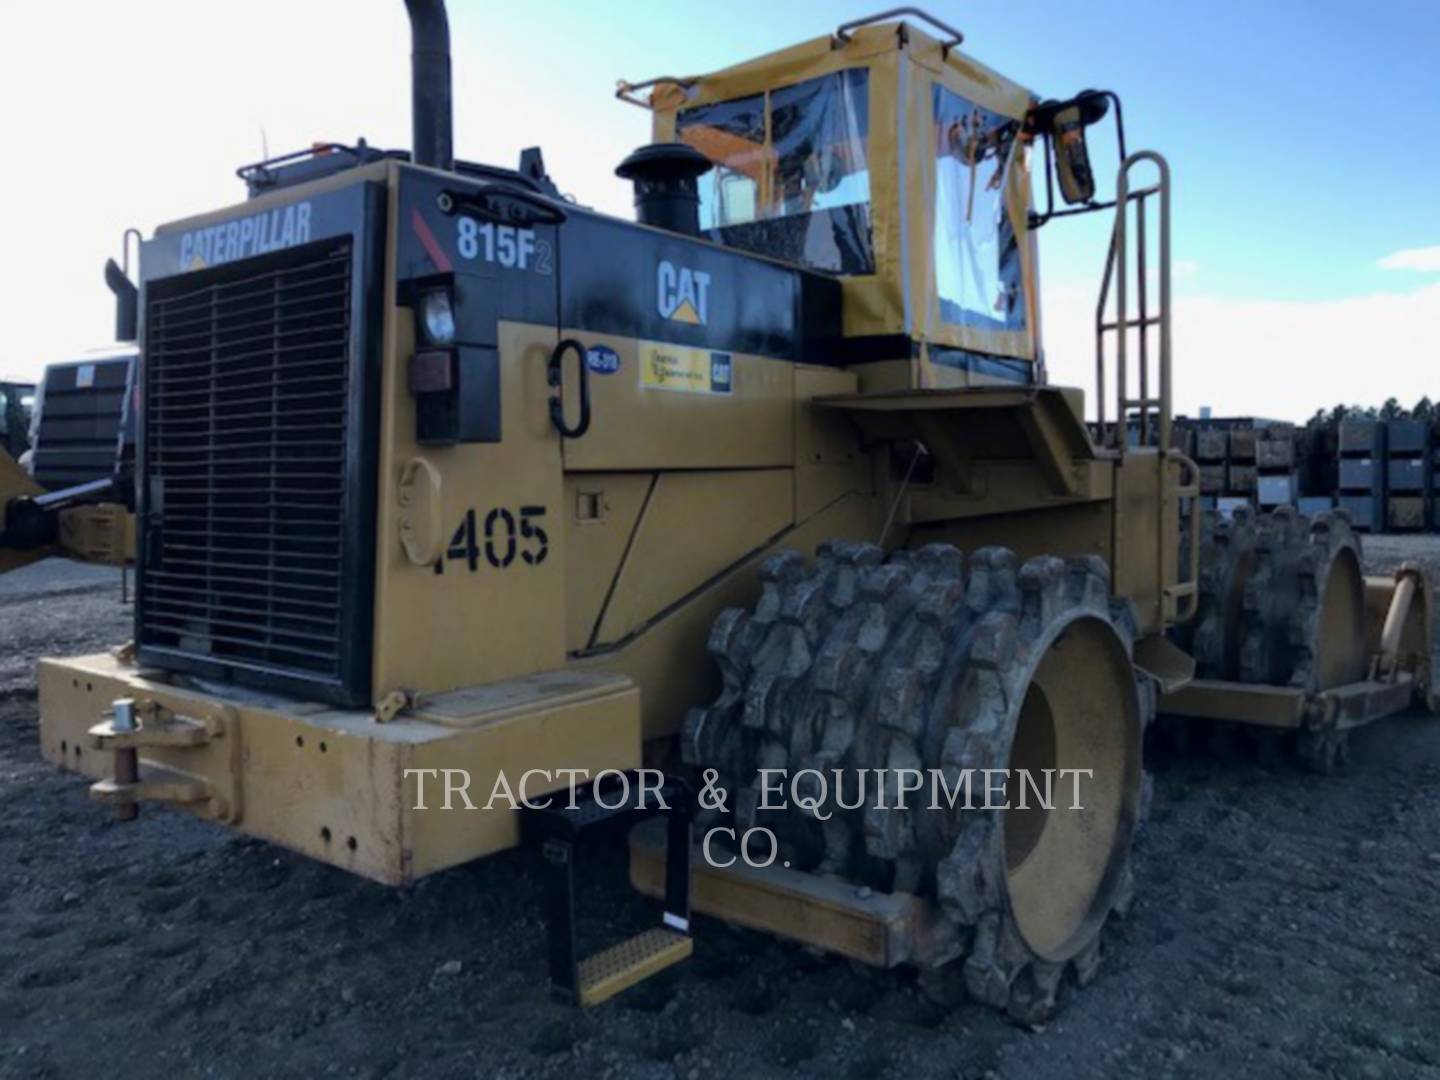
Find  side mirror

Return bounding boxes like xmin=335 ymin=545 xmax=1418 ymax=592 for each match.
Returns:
xmin=1030 ymin=91 xmax=1111 ymax=206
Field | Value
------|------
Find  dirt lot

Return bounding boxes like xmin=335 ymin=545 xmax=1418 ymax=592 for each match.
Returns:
xmin=3 ymin=542 xmax=1440 ymax=1080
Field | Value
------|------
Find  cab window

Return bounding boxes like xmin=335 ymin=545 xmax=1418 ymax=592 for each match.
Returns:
xmin=677 ymin=69 xmax=873 ymax=275
xmin=932 ymin=85 xmax=1025 ymax=331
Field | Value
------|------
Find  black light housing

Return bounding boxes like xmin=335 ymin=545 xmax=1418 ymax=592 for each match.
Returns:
xmin=417 ymin=285 xmax=457 ymax=345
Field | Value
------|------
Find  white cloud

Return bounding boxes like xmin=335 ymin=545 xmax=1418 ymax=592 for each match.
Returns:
xmin=1378 ymin=246 xmax=1440 ymax=272
xmin=1043 ymin=280 xmax=1440 ymax=422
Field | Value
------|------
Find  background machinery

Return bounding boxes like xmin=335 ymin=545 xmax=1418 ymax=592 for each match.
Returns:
xmin=0 ymin=378 xmax=36 ymax=461
xmin=30 ymin=1 xmax=1437 ymax=1021
xmin=0 ymin=349 xmax=137 ymax=575
xmin=0 ymin=241 xmax=141 ymax=574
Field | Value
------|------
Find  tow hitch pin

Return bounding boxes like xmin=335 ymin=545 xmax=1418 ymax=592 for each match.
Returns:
xmin=110 ymin=697 xmax=139 ymax=822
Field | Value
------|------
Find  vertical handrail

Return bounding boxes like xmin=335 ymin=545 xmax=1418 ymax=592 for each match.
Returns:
xmin=1148 ymin=152 xmax=1173 ymax=454
xmin=1137 ymin=194 xmax=1149 ymax=447
xmin=1094 ymin=232 xmax=1116 ymax=446
xmin=1115 ymin=166 xmax=1128 ymax=454
xmin=1096 ymin=151 xmax=1191 ymax=623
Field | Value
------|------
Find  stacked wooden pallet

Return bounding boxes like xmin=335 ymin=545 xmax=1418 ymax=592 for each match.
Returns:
xmin=1255 ymin=424 xmax=1297 ymax=507
xmin=1385 ymin=420 xmax=1431 ymax=532
xmin=1336 ymin=419 xmax=1385 ymax=532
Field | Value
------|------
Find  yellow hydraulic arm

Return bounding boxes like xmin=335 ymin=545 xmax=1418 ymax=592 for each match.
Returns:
xmin=0 ymin=447 xmax=133 ymax=573
xmin=0 ymin=446 xmax=46 ymax=574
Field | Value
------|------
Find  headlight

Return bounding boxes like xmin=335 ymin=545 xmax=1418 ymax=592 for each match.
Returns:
xmin=419 ymin=288 xmax=456 ymax=345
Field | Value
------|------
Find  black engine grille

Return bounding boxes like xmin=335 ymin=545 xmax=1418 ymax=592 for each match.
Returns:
xmin=139 ymin=238 xmax=359 ymax=693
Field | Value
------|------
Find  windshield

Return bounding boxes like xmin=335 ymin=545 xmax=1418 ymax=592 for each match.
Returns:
xmin=677 ymin=69 xmax=873 ymax=275
xmin=932 ymin=84 xmax=1025 ymax=332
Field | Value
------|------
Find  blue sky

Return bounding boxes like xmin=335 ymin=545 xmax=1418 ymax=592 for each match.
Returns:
xmin=1 ymin=0 xmax=1435 ymax=416
xmin=994 ymin=0 xmax=1440 ymax=302
xmin=460 ymin=0 xmax=1440 ymax=301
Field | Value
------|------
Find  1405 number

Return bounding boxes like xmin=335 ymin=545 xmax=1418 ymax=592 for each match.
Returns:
xmin=433 ymin=505 xmax=547 ymax=575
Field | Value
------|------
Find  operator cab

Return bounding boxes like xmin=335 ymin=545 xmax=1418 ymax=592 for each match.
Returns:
xmin=621 ymin=10 xmax=1121 ymax=391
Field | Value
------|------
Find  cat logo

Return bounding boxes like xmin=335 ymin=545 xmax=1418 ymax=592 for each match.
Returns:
xmin=656 ymin=260 xmax=710 ymax=326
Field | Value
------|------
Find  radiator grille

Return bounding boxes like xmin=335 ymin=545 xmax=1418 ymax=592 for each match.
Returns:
xmin=139 ymin=239 xmax=355 ymax=684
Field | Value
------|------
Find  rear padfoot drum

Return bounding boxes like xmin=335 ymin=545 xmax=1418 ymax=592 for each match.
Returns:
xmin=1165 ymin=508 xmax=1367 ymax=770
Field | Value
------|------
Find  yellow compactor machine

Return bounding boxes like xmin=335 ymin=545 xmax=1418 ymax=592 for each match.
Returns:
xmin=31 ymin=2 xmax=1439 ymax=1020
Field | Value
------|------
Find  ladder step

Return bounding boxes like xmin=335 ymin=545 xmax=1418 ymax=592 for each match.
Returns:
xmin=577 ymin=927 xmax=693 ymax=1007
xmin=1122 ymin=183 xmax=1161 ymax=200
xmin=1099 ymin=316 xmax=1163 ymax=331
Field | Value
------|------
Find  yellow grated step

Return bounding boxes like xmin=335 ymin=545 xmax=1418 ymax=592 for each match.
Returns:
xmin=576 ymin=927 xmax=693 ymax=1007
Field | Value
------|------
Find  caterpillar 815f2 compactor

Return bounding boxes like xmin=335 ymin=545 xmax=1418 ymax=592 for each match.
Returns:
xmin=35 ymin=1 xmax=1439 ymax=1020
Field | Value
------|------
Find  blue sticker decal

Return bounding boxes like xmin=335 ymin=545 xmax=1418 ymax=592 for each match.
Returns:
xmin=709 ymin=351 xmax=733 ymax=394
xmin=586 ymin=345 xmax=621 ymax=375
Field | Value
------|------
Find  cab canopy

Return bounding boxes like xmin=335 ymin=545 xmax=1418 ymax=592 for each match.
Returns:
xmin=633 ymin=14 xmax=1040 ymax=378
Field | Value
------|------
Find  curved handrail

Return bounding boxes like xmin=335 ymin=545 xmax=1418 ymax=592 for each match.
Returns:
xmin=834 ymin=8 xmax=963 ymax=52
xmin=1096 ymin=150 xmax=1171 ymax=455
xmin=614 ymin=76 xmax=696 ymax=110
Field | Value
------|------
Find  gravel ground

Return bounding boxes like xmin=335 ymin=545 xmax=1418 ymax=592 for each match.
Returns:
xmin=3 ymin=541 xmax=1440 ymax=1080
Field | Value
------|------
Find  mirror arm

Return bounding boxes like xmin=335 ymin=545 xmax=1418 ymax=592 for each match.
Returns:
xmin=1027 ymin=90 xmax=1128 ymax=230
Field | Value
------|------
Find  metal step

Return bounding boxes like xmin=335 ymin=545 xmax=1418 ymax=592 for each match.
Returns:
xmin=523 ymin=771 xmax=693 ymax=1007
xmin=577 ymin=927 xmax=693 ymax=1007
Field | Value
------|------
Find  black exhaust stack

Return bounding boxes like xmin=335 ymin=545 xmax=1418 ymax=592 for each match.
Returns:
xmin=104 ymin=258 xmax=138 ymax=343
xmin=616 ymin=144 xmax=713 ymax=237
xmin=405 ymin=0 xmax=453 ymax=171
